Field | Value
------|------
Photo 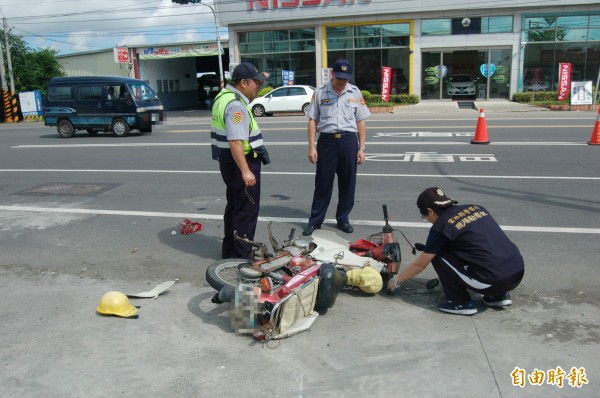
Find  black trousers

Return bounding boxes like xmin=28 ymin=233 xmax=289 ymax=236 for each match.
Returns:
xmin=219 ymin=156 xmax=261 ymax=259
xmin=432 ymin=251 xmax=524 ymax=304
xmin=308 ymin=132 xmax=358 ymax=227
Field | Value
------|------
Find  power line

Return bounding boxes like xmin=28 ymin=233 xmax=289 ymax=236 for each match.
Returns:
xmin=3 ymin=1 xmax=226 ymax=51
xmin=10 ymin=10 xmax=216 ymax=25
xmin=14 ymin=21 xmax=224 ymax=37
xmin=13 ymin=26 xmax=108 ymax=48
xmin=4 ymin=0 xmax=584 ymax=52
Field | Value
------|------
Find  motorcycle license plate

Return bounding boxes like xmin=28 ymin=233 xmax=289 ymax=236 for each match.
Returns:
xmin=231 ymin=285 xmax=260 ymax=334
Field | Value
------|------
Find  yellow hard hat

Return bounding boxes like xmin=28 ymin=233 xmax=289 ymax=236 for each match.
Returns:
xmin=96 ymin=291 xmax=138 ymax=317
xmin=346 ymin=266 xmax=383 ymax=294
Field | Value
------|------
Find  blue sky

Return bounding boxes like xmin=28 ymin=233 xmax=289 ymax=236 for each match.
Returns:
xmin=1 ymin=0 xmax=226 ymax=55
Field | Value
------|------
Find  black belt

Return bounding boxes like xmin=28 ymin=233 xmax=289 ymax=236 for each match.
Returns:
xmin=319 ymin=131 xmax=355 ymax=138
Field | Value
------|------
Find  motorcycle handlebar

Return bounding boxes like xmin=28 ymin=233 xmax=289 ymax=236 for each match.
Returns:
xmin=382 ymin=204 xmax=389 ymax=221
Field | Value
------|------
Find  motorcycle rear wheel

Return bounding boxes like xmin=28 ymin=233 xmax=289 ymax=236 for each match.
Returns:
xmin=206 ymin=259 xmax=252 ymax=290
xmin=206 ymin=259 xmax=292 ymax=291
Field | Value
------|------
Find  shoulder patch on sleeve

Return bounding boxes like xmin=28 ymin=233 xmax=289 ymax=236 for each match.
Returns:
xmin=232 ymin=111 xmax=243 ymax=124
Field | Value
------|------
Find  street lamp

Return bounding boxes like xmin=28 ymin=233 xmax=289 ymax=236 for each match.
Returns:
xmin=172 ymin=0 xmax=224 ymax=88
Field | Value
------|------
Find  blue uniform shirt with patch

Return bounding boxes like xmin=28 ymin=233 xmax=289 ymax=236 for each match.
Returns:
xmin=306 ymin=81 xmax=370 ymax=133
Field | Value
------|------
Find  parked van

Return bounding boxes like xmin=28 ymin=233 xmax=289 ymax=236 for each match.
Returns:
xmin=44 ymin=76 xmax=164 ymax=138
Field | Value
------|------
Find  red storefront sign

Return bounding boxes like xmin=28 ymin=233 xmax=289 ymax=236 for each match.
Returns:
xmin=381 ymin=66 xmax=392 ymax=102
xmin=557 ymin=63 xmax=571 ymax=101
xmin=114 ymin=47 xmax=129 ymax=63
xmin=248 ymin=0 xmax=370 ymax=10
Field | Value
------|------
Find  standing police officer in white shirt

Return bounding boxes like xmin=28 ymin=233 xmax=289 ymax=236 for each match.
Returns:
xmin=303 ymin=59 xmax=370 ymax=236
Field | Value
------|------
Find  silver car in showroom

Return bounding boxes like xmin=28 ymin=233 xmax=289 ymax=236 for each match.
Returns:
xmin=446 ymin=74 xmax=476 ymax=97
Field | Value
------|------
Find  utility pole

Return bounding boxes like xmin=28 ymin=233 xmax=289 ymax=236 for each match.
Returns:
xmin=3 ymin=17 xmax=15 ymax=93
xmin=172 ymin=0 xmax=224 ymax=88
xmin=0 ymin=16 xmax=15 ymax=122
xmin=0 ymin=27 xmax=7 ymax=91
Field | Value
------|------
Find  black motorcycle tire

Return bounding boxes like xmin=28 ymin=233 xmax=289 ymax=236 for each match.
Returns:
xmin=206 ymin=259 xmax=251 ymax=291
xmin=206 ymin=259 xmax=296 ymax=292
xmin=315 ymin=264 xmax=347 ymax=314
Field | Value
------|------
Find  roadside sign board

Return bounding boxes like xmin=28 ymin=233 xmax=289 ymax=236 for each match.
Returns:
xmin=114 ymin=47 xmax=129 ymax=63
xmin=570 ymin=81 xmax=593 ymax=105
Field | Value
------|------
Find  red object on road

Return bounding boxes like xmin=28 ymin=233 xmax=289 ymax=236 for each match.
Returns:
xmin=181 ymin=219 xmax=203 ymax=234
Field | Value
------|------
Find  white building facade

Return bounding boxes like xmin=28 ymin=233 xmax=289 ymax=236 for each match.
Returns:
xmin=57 ymin=42 xmax=228 ymax=110
xmin=217 ymin=0 xmax=600 ymax=100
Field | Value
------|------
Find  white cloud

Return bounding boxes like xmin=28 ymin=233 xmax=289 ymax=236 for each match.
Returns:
xmin=4 ymin=0 xmax=221 ymax=54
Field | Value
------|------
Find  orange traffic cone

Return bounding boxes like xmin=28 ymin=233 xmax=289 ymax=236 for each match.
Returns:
xmin=471 ymin=108 xmax=490 ymax=144
xmin=588 ymin=107 xmax=600 ymax=145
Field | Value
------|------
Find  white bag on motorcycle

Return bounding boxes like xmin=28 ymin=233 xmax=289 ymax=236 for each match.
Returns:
xmin=271 ymin=277 xmax=319 ymax=339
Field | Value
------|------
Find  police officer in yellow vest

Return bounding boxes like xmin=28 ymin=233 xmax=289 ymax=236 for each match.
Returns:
xmin=211 ymin=62 xmax=268 ymax=259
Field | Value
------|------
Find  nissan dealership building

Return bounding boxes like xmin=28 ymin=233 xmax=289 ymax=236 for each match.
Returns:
xmin=218 ymin=0 xmax=600 ymax=100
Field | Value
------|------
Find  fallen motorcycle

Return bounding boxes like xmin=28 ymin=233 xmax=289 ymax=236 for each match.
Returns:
xmin=206 ymin=205 xmax=437 ymax=340
xmin=207 ymin=224 xmax=380 ymax=340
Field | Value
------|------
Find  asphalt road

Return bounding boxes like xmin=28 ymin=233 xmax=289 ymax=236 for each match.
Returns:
xmin=1 ymin=107 xmax=598 ymax=397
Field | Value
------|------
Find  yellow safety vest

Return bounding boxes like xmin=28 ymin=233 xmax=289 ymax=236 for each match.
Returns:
xmin=211 ymin=88 xmax=263 ymax=161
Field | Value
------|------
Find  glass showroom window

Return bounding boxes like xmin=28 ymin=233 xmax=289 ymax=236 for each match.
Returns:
xmin=382 ymin=23 xmax=410 ymax=47
xmin=238 ymin=28 xmax=316 ymax=87
xmin=422 ymin=19 xmax=451 ymax=36
xmin=326 ymin=26 xmax=354 ymax=50
xmin=521 ymin=13 xmax=600 ymax=92
xmin=482 ymin=16 xmax=513 ymax=33
xmin=354 ymin=25 xmax=382 ymax=48
xmin=557 ymin=16 xmax=589 ymax=41
xmin=290 ymin=29 xmax=316 ymax=52
xmin=326 ymin=23 xmax=411 ymax=95
xmin=423 ymin=16 xmax=512 ymax=35
xmin=239 ymin=31 xmax=264 ymax=54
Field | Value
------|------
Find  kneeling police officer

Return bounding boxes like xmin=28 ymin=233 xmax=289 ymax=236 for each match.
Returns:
xmin=388 ymin=187 xmax=525 ymax=315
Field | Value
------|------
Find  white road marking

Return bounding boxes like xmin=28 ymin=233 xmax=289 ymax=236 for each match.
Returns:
xmin=12 ymin=141 xmax=589 ymax=149
xmin=0 ymin=205 xmax=598 ymax=234
xmin=0 ymin=169 xmax=598 ymax=180
xmin=365 ymin=152 xmax=498 ymax=162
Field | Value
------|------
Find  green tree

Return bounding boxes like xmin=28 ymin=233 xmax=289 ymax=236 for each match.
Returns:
xmin=0 ymin=30 xmax=64 ymax=93
xmin=527 ymin=17 xmax=567 ymax=42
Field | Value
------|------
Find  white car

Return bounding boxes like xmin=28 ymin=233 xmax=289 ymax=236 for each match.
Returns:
xmin=250 ymin=85 xmax=315 ymax=117
xmin=446 ymin=74 xmax=476 ymax=97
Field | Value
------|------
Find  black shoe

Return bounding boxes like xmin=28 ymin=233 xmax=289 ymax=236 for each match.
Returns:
xmin=438 ymin=300 xmax=478 ymax=316
xmin=302 ymin=224 xmax=321 ymax=236
xmin=336 ymin=222 xmax=354 ymax=233
xmin=483 ymin=292 xmax=512 ymax=307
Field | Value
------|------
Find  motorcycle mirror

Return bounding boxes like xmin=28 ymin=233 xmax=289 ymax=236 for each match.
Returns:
xmin=267 ymin=221 xmax=280 ymax=252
